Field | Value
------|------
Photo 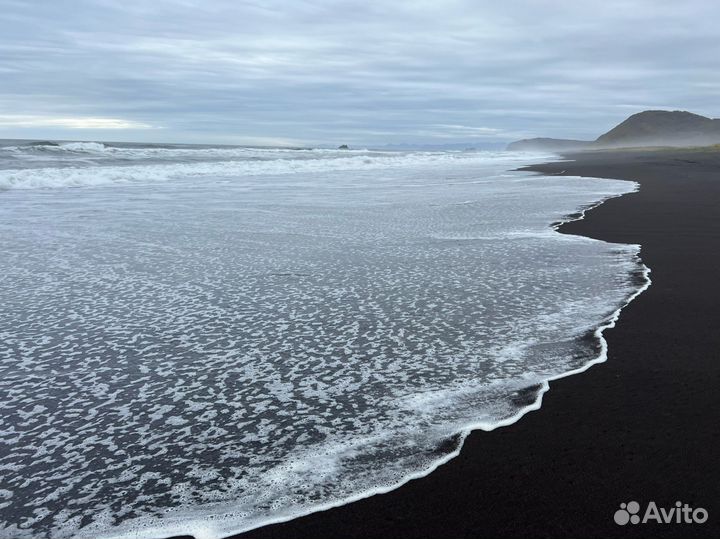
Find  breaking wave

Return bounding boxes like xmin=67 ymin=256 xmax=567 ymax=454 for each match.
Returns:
xmin=0 ymin=147 xmax=551 ymax=190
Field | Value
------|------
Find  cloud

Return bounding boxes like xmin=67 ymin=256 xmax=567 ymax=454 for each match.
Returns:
xmin=0 ymin=115 xmax=156 ymax=129
xmin=0 ymin=0 xmax=719 ymax=145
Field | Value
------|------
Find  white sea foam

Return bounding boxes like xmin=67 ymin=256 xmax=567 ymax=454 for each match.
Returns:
xmin=0 ymin=148 xmax=649 ymax=539
xmin=56 ymin=141 xmax=109 ymax=152
xmin=0 ymin=146 xmax=550 ymax=190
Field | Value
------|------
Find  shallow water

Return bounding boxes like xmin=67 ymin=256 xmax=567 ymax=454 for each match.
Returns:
xmin=0 ymin=143 xmax=645 ymax=538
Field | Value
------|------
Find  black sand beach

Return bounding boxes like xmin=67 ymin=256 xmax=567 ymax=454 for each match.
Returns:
xmin=225 ymin=149 xmax=720 ymax=539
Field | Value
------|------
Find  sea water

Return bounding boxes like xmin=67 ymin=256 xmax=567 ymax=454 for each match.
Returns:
xmin=0 ymin=142 xmax=648 ymax=538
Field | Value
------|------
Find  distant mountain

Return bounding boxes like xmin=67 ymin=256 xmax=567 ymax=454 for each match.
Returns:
xmin=506 ymin=138 xmax=591 ymax=151
xmin=594 ymin=110 xmax=720 ymax=147
xmin=507 ymin=110 xmax=720 ymax=151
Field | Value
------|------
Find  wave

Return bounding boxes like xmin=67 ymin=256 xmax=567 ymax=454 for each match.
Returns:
xmin=1 ymin=141 xmax=107 ymax=153
xmin=0 ymin=167 xmax=640 ymax=539
xmin=54 ymin=141 xmax=108 ymax=152
xmin=1 ymin=141 xmax=387 ymax=159
xmin=72 ymin=181 xmax=651 ymax=539
xmin=0 ymin=150 xmax=553 ymax=190
xmin=1 ymin=150 xmax=647 ymax=539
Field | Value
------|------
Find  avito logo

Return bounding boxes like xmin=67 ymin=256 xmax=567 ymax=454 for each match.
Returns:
xmin=614 ymin=501 xmax=708 ymax=525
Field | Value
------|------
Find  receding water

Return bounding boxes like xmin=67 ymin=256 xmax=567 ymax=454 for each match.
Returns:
xmin=0 ymin=143 xmax=646 ymax=538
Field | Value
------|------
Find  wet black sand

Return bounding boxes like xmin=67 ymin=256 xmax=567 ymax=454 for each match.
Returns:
xmin=218 ymin=148 xmax=720 ymax=539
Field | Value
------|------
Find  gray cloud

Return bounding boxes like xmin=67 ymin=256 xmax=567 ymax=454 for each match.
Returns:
xmin=1 ymin=0 xmax=718 ymax=145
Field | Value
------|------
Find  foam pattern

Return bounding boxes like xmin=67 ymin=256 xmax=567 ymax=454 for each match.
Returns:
xmin=0 ymin=149 xmax=644 ymax=538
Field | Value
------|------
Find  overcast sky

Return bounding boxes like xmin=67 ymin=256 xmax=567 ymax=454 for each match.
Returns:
xmin=0 ymin=0 xmax=718 ymax=146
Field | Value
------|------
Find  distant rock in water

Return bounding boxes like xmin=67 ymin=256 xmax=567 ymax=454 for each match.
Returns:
xmin=506 ymin=138 xmax=591 ymax=152
xmin=507 ymin=110 xmax=720 ymax=151
xmin=338 ymin=144 xmax=350 ymax=150
xmin=594 ymin=110 xmax=720 ymax=148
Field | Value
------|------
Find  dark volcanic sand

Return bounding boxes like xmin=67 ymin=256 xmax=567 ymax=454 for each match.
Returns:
xmin=192 ymin=149 xmax=720 ymax=539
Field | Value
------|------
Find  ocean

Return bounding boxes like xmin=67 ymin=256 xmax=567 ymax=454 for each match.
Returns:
xmin=0 ymin=141 xmax=648 ymax=539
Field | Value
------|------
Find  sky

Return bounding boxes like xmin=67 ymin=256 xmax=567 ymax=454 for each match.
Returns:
xmin=0 ymin=0 xmax=719 ymax=147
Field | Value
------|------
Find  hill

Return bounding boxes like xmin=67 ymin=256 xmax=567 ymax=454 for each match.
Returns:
xmin=507 ymin=110 xmax=720 ymax=151
xmin=594 ymin=110 xmax=720 ymax=147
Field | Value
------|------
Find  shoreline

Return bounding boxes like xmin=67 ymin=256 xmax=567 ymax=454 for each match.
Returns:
xmin=144 ymin=158 xmax=646 ymax=539
xmin=226 ymin=148 xmax=720 ymax=538
xmin=160 ymin=161 xmax=648 ymax=539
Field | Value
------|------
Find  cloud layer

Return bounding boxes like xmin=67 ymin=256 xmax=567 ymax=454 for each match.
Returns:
xmin=1 ymin=0 xmax=719 ymax=145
